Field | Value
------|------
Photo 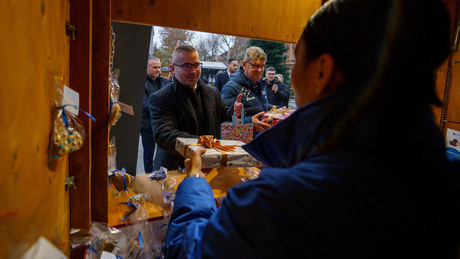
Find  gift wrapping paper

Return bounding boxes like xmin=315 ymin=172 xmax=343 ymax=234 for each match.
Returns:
xmin=221 ymin=122 xmax=253 ymax=143
xmin=175 ymin=137 xmax=264 ymax=168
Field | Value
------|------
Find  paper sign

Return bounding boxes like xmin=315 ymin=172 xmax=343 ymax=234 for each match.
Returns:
xmin=100 ymin=251 xmax=118 ymax=259
xmin=63 ymin=85 xmax=79 ymax=116
xmin=446 ymin=128 xmax=460 ymax=156
xmin=119 ymin=101 xmax=134 ymax=115
xmin=22 ymin=236 xmax=67 ymax=259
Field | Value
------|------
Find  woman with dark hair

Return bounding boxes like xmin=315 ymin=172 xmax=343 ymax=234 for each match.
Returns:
xmin=164 ymin=0 xmax=460 ymax=258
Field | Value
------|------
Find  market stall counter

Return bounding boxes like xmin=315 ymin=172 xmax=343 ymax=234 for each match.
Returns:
xmin=107 ymin=167 xmax=260 ymax=227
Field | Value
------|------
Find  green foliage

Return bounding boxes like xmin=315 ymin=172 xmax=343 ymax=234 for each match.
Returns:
xmin=248 ymin=39 xmax=290 ymax=84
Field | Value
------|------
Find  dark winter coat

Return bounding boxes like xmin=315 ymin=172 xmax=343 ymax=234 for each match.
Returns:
xmin=149 ymin=78 xmax=233 ymax=170
xmin=262 ymin=77 xmax=290 ymax=107
xmin=141 ymin=74 xmax=170 ymax=130
xmin=213 ymin=71 xmax=230 ymax=93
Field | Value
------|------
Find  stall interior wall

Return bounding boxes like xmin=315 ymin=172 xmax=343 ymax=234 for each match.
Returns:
xmin=0 ymin=0 xmax=71 ymax=257
xmin=434 ymin=0 xmax=460 ymax=134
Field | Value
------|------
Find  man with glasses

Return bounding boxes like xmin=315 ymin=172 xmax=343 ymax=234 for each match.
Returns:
xmin=262 ymin=67 xmax=290 ymax=107
xmin=141 ymin=57 xmax=170 ymax=173
xmin=148 ymin=45 xmax=242 ymax=170
xmin=221 ymin=46 xmax=272 ymax=133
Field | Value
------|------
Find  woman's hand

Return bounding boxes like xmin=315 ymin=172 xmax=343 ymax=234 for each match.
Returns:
xmin=184 ymin=148 xmax=207 ymax=177
xmin=251 ymin=111 xmax=271 ymax=132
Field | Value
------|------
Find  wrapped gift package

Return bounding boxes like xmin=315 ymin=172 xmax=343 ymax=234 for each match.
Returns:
xmin=261 ymin=106 xmax=295 ymax=126
xmin=175 ymin=136 xmax=264 ymax=168
xmin=221 ymin=121 xmax=253 ymax=143
xmin=221 ymin=106 xmax=253 ymax=143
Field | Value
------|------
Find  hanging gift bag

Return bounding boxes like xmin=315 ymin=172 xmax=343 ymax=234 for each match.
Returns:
xmin=221 ymin=106 xmax=253 ymax=143
xmin=49 ymin=81 xmax=95 ymax=161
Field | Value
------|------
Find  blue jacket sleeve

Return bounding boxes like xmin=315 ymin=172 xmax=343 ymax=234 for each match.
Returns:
xmin=165 ymin=177 xmax=217 ymax=259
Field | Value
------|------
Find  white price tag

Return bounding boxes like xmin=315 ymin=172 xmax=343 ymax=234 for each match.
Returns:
xmin=63 ymin=85 xmax=80 ymax=115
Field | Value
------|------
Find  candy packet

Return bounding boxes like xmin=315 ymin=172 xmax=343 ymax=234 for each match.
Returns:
xmin=49 ymin=79 xmax=95 ymax=161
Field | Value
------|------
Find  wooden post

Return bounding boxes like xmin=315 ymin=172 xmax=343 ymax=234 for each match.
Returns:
xmin=69 ymin=1 xmax=92 ymax=258
xmin=91 ymin=0 xmax=111 ymax=223
xmin=69 ymin=0 xmax=93 ymax=229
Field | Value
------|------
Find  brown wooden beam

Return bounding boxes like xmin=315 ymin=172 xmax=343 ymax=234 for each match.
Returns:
xmin=69 ymin=1 xmax=93 ymax=257
xmin=111 ymin=0 xmax=320 ymax=44
xmin=91 ymin=0 xmax=111 ymax=223
xmin=69 ymin=0 xmax=93 ymax=229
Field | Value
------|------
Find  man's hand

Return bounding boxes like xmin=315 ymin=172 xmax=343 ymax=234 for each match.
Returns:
xmin=251 ymin=111 xmax=271 ymax=132
xmin=184 ymin=148 xmax=207 ymax=177
xmin=233 ymin=93 xmax=243 ymax=118
xmin=272 ymin=84 xmax=278 ymax=93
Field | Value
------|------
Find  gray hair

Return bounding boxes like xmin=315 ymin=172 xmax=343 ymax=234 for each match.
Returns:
xmin=244 ymin=46 xmax=267 ymax=62
xmin=148 ymin=56 xmax=160 ymax=62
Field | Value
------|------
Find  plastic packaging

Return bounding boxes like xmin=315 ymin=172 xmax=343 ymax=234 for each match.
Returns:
xmin=261 ymin=106 xmax=294 ymax=126
xmin=49 ymin=80 xmax=94 ymax=161
xmin=108 ymin=137 xmax=135 ymax=194
xmin=108 ymin=69 xmax=122 ymax=127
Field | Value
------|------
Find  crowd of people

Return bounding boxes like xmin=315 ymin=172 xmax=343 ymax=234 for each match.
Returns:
xmin=138 ymin=0 xmax=459 ymax=258
xmin=141 ymin=43 xmax=293 ymax=170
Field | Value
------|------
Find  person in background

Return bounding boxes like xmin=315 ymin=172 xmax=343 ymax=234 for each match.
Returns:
xmin=275 ymin=73 xmax=284 ymax=83
xmin=214 ymin=58 xmax=239 ymax=93
xmin=161 ymin=67 xmax=171 ymax=81
xmin=148 ymin=45 xmax=242 ymax=170
xmin=140 ymin=57 xmax=169 ymax=173
xmin=163 ymin=0 xmax=460 ymax=258
xmin=262 ymin=67 xmax=290 ymax=107
xmin=221 ymin=47 xmax=272 ymax=134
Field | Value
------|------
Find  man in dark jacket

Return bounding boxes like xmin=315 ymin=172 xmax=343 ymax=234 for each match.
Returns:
xmin=221 ymin=46 xmax=272 ymax=134
xmin=214 ymin=58 xmax=238 ymax=93
xmin=140 ymin=57 xmax=169 ymax=173
xmin=262 ymin=67 xmax=290 ymax=107
xmin=149 ymin=45 xmax=242 ymax=170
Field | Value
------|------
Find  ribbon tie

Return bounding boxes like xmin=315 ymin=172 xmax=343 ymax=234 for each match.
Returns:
xmin=188 ymin=135 xmax=237 ymax=167
xmin=195 ymin=135 xmax=236 ymax=153
xmin=57 ymin=104 xmax=96 ymax=132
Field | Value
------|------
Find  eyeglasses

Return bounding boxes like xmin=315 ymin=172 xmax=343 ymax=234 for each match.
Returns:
xmin=247 ymin=62 xmax=265 ymax=71
xmin=173 ymin=62 xmax=203 ymax=71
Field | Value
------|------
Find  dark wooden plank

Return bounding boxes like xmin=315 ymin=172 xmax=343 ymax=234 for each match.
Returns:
xmin=69 ymin=0 xmax=92 ymax=229
xmin=91 ymin=0 xmax=111 ymax=223
xmin=69 ymin=1 xmax=92 ymax=258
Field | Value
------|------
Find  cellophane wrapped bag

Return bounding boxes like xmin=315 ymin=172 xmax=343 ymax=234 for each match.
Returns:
xmin=49 ymin=80 xmax=94 ymax=161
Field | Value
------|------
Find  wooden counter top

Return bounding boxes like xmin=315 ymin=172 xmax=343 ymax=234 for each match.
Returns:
xmin=108 ymin=167 xmax=258 ymax=227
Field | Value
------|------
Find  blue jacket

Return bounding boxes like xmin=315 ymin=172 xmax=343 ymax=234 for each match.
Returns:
xmin=164 ymin=91 xmax=460 ymax=258
xmin=141 ymin=74 xmax=170 ymax=130
xmin=221 ymin=67 xmax=271 ymax=123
